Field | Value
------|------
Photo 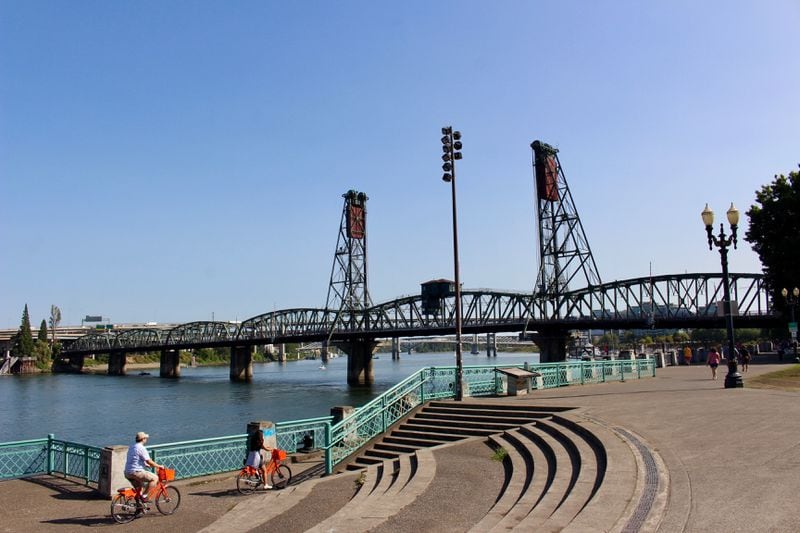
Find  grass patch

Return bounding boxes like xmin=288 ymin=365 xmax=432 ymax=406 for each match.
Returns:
xmin=491 ymin=446 xmax=508 ymax=462
xmin=747 ymin=365 xmax=800 ymax=391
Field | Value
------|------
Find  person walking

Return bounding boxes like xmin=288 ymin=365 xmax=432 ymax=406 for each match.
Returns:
xmin=683 ymin=345 xmax=692 ymax=365
xmin=707 ymin=347 xmax=722 ymax=380
xmin=739 ymin=344 xmax=751 ymax=372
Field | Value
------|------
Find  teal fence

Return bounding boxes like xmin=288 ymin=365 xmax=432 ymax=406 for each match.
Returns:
xmin=0 ymin=359 xmax=655 ymax=483
xmin=0 ymin=435 xmax=101 ymax=486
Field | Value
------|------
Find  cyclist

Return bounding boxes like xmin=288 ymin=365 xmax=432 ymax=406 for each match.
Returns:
xmin=246 ymin=429 xmax=273 ymax=489
xmin=124 ymin=432 xmax=165 ymax=506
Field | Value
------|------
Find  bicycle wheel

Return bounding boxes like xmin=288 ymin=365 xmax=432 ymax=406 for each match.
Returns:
xmin=270 ymin=464 xmax=292 ymax=489
xmin=236 ymin=470 xmax=261 ymax=495
xmin=155 ymin=485 xmax=181 ymax=515
xmin=110 ymin=494 xmax=138 ymax=524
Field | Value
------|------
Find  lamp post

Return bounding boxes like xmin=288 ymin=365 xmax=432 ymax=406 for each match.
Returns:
xmin=441 ymin=126 xmax=464 ymax=401
xmin=781 ymin=287 xmax=799 ymax=362
xmin=702 ymin=203 xmax=743 ymax=388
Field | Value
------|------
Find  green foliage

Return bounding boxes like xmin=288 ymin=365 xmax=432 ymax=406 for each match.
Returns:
xmin=745 ymin=169 xmax=800 ymax=307
xmin=11 ymin=304 xmax=34 ymax=358
xmin=32 ymin=339 xmax=51 ymax=370
xmin=491 ymin=446 xmax=508 ymax=462
xmin=37 ymin=319 xmax=49 ymax=342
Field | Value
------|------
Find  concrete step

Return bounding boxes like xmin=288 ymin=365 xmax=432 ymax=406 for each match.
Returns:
xmin=373 ymin=441 xmax=420 ymax=455
xmin=510 ymin=424 xmax=573 ymax=530
xmin=469 ymin=432 xmax=531 ymax=532
xmin=531 ymin=418 xmax=600 ymax=531
xmin=384 ymin=429 xmax=464 ymax=444
xmin=416 ymin=409 xmax=551 ymax=425
xmin=402 ymin=419 xmax=518 ymax=435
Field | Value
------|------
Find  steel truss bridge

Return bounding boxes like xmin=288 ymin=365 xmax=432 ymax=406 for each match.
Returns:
xmin=59 ymin=141 xmax=781 ymax=385
xmin=64 ymin=272 xmax=775 ymax=356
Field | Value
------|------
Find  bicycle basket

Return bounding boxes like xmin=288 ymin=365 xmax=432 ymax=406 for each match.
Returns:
xmin=272 ymin=449 xmax=287 ymax=461
xmin=158 ymin=467 xmax=176 ymax=481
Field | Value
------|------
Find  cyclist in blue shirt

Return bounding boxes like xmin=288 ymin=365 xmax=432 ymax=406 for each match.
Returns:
xmin=124 ymin=432 xmax=164 ymax=501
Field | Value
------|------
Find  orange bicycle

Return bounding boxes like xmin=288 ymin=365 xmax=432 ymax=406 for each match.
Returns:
xmin=236 ymin=448 xmax=292 ymax=494
xmin=111 ymin=466 xmax=181 ymax=524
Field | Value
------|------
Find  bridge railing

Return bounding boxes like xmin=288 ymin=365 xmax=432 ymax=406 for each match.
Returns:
xmin=0 ymin=435 xmax=102 ymax=486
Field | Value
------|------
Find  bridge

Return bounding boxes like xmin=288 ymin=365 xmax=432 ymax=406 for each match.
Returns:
xmin=57 ymin=141 xmax=779 ymax=384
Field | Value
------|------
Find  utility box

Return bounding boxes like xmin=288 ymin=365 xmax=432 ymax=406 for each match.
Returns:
xmin=421 ymin=279 xmax=456 ymax=316
xmin=497 ymin=367 xmax=540 ymax=396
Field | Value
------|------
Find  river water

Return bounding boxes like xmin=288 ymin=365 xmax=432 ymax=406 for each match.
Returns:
xmin=0 ymin=352 xmax=538 ymax=447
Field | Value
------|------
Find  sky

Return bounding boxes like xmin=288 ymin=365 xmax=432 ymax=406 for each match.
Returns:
xmin=1 ymin=1 xmax=798 ymax=329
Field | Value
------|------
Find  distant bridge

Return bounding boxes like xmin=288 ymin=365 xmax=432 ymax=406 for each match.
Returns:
xmin=56 ymin=141 xmax=780 ymax=385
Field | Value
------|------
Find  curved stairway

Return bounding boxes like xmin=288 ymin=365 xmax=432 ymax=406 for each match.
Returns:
xmin=201 ymin=399 xmax=667 ymax=532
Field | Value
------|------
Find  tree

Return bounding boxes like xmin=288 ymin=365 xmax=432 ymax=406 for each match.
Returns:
xmin=745 ymin=168 xmax=800 ymax=309
xmin=11 ymin=304 xmax=34 ymax=358
xmin=38 ymin=319 xmax=49 ymax=342
xmin=49 ymin=305 xmax=61 ymax=347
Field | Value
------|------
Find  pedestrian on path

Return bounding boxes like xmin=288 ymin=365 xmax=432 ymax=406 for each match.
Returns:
xmin=739 ymin=344 xmax=751 ymax=372
xmin=683 ymin=346 xmax=692 ymax=365
xmin=707 ymin=347 xmax=721 ymax=380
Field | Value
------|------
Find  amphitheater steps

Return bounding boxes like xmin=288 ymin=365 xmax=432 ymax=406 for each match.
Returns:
xmin=343 ymin=400 xmax=555 ymax=472
xmin=307 ymin=448 xmax=437 ymax=533
xmin=336 ymin=400 xmax=660 ymax=533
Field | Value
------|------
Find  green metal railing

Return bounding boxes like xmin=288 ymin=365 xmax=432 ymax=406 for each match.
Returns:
xmin=0 ymin=359 xmax=655 ymax=483
xmin=0 ymin=435 xmax=101 ymax=486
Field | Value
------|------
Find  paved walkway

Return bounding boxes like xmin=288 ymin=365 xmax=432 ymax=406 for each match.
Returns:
xmin=2 ymin=357 xmax=799 ymax=532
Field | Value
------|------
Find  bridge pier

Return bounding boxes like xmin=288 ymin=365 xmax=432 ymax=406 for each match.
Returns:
xmin=230 ymin=346 xmax=253 ymax=382
xmin=108 ymin=352 xmax=127 ymax=376
xmin=391 ymin=338 xmax=401 ymax=360
xmin=529 ymin=328 xmax=569 ymax=363
xmin=471 ymin=334 xmax=480 ymax=355
xmin=337 ymin=338 xmax=379 ymax=386
xmin=321 ymin=340 xmax=329 ymax=365
xmin=277 ymin=344 xmax=286 ymax=363
xmin=160 ymin=349 xmax=181 ymax=378
xmin=486 ymin=332 xmax=497 ymax=357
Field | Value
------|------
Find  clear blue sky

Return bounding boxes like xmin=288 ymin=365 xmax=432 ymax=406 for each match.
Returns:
xmin=2 ymin=1 xmax=798 ymax=328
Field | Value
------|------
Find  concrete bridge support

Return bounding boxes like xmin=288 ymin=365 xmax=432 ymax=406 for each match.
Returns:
xmin=529 ymin=328 xmax=569 ymax=363
xmin=391 ymin=338 xmax=401 ymax=360
xmin=337 ymin=338 xmax=379 ymax=386
xmin=277 ymin=344 xmax=286 ymax=363
xmin=321 ymin=340 xmax=329 ymax=365
xmin=107 ymin=352 xmax=127 ymax=376
xmin=230 ymin=345 xmax=253 ymax=382
xmin=471 ymin=334 xmax=480 ymax=355
xmin=160 ymin=349 xmax=181 ymax=378
xmin=486 ymin=332 xmax=498 ymax=357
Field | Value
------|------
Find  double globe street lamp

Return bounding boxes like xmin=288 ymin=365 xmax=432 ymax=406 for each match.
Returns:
xmin=701 ymin=203 xmax=743 ymax=388
xmin=441 ymin=126 xmax=464 ymax=401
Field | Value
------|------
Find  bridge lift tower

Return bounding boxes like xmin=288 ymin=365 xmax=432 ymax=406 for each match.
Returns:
xmin=325 ymin=190 xmax=377 ymax=385
xmin=530 ymin=140 xmax=602 ymax=361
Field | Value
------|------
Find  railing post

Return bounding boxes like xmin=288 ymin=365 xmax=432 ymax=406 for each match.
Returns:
xmin=637 ymin=360 xmax=642 ymax=379
xmin=381 ymin=396 xmax=387 ymax=432
xmin=84 ymin=446 xmax=89 ymax=482
xmin=580 ymin=362 xmax=585 ymax=385
xmin=46 ymin=434 xmax=54 ymax=475
xmin=419 ymin=371 xmax=425 ymax=404
xmin=324 ymin=422 xmax=332 ymax=475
